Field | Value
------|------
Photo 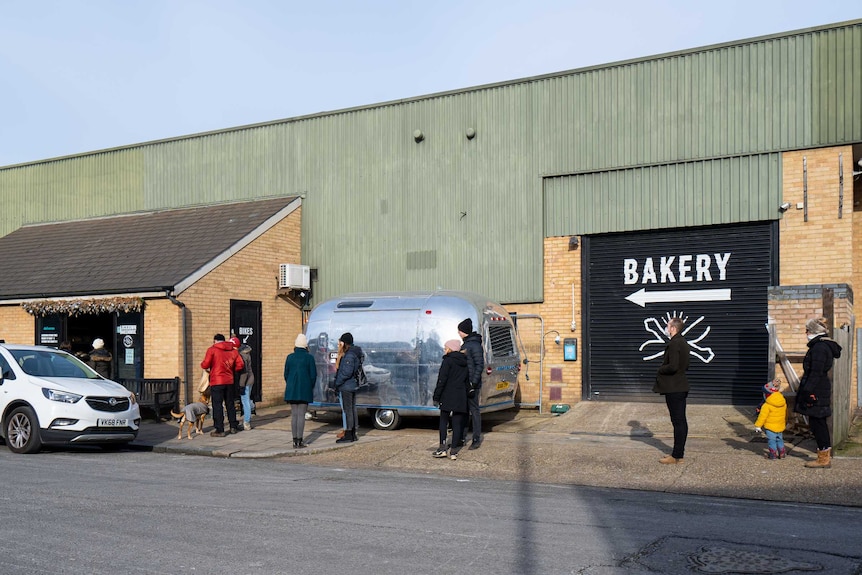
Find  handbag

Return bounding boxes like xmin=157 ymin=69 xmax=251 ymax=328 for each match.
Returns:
xmin=198 ymin=370 xmax=210 ymax=393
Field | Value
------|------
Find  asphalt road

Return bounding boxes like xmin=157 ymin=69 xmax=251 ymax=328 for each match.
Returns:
xmin=2 ymin=449 xmax=860 ymax=575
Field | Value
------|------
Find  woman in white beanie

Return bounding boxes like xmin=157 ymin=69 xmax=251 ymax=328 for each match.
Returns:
xmin=283 ymin=333 xmax=317 ymax=448
xmin=89 ymin=338 xmax=112 ymax=379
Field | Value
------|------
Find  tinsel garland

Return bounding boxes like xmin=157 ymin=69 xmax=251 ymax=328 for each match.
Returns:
xmin=22 ymin=297 xmax=145 ymax=317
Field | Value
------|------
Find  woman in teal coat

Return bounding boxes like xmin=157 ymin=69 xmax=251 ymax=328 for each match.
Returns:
xmin=283 ymin=333 xmax=318 ymax=448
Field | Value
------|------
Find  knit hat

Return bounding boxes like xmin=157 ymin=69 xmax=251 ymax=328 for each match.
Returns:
xmin=805 ymin=318 xmax=828 ymax=335
xmin=295 ymin=333 xmax=308 ymax=348
xmin=444 ymin=339 xmax=462 ymax=352
xmin=339 ymin=332 xmax=354 ymax=346
xmin=763 ymin=380 xmax=780 ymax=395
xmin=457 ymin=318 xmax=473 ymax=334
xmin=229 ymin=336 xmax=241 ymax=349
xmin=92 ymin=338 xmax=105 ymax=350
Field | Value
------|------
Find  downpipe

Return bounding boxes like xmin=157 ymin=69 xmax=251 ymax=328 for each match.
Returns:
xmin=165 ymin=290 xmax=190 ymax=405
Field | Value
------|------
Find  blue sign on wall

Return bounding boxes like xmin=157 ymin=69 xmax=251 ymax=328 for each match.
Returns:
xmin=564 ymin=338 xmax=577 ymax=361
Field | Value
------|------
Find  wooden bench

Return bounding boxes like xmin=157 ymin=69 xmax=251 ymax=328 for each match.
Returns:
xmin=120 ymin=377 xmax=180 ymax=421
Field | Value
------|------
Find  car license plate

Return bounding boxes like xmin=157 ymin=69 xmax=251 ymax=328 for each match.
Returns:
xmin=98 ymin=418 xmax=128 ymax=427
xmin=496 ymin=381 xmax=510 ymax=390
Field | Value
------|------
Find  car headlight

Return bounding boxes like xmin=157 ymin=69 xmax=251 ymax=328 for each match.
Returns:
xmin=42 ymin=388 xmax=83 ymax=404
xmin=129 ymin=393 xmax=138 ymax=405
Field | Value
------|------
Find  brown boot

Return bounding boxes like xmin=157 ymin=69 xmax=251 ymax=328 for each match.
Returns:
xmin=804 ymin=448 xmax=832 ymax=468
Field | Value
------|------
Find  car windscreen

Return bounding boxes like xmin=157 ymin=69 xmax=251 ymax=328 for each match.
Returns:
xmin=12 ymin=350 xmax=101 ymax=379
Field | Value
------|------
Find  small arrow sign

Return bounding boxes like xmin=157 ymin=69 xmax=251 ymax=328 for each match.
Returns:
xmin=625 ymin=287 xmax=731 ymax=308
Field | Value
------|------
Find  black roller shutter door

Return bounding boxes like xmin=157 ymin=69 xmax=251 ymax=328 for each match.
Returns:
xmin=584 ymin=222 xmax=775 ymax=405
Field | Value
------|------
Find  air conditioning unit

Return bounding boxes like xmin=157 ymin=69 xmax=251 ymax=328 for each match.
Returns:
xmin=279 ymin=264 xmax=310 ymax=290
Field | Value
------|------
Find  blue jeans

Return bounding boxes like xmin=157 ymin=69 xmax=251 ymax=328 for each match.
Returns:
xmin=764 ymin=429 xmax=785 ymax=452
xmin=240 ymin=385 xmax=253 ymax=424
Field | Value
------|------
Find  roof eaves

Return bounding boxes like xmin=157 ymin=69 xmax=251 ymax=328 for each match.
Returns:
xmin=0 ymin=290 xmax=168 ymax=305
xmin=173 ymin=197 xmax=301 ymax=296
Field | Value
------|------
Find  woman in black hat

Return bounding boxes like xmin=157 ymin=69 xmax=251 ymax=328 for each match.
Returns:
xmin=332 ymin=332 xmax=363 ymax=443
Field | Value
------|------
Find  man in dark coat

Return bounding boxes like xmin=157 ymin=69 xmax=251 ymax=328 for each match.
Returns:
xmin=458 ymin=318 xmax=485 ymax=449
xmin=653 ymin=317 xmax=690 ymax=464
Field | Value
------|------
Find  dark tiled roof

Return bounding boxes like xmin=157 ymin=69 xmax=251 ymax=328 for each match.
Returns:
xmin=0 ymin=197 xmax=297 ymax=300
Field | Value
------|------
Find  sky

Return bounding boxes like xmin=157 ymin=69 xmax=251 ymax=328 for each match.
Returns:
xmin=0 ymin=1 xmax=859 ymax=167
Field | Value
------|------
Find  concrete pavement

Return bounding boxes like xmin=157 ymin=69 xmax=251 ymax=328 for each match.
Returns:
xmin=131 ymin=401 xmax=862 ymax=507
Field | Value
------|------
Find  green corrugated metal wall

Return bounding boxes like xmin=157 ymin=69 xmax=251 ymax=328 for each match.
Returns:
xmin=0 ymin=21 xmax=859 ymax=304
xmin=544 ymin=154 xmax=782 ymax=236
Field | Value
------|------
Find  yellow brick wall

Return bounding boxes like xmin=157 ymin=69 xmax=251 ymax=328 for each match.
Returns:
xmin=0 ymin=306 xmax=37 ymax=344
xmin=778 ymin=146 xmax=857 ymax=407
xmin=769 ymin=295 xmax=853 ymax=354
xmin=142 ymin=298 xmax=183 ymax=379
xmin=780 ymin=147 xmax=854 ymax=286
xmin=508 ymin=236 xmax=583 ymax=409
xmin=179 ymin=208 xmax=303 ymax=407
xmin=769 ymin=293 xmax=853 ymax=399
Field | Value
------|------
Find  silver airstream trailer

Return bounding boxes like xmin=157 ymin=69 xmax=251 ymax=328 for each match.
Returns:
xmin=305 ymin=291 xmax=520 ymax=430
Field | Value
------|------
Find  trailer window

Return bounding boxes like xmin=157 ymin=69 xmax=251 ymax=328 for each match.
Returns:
xmin=488 ymin=324 xmax=516 ymax=358
xmin=336 ymin=301 xmax=374 ymax=309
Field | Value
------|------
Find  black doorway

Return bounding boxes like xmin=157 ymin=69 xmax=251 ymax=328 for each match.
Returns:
xmin=68 ymin=313 xmax=115 ymax=378
xmin=230 ymin=300 xmax=262 ymax=402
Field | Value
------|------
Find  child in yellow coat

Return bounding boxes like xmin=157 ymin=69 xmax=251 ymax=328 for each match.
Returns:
xmin=754 ymin=380 xmax=786 ymax=460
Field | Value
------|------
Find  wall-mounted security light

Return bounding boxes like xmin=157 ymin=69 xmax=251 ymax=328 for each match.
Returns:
xmin=413 ymin=129 xmax=424 ymax=143
xmin=544 ymin=330 xmax=561 ymax=345
xmin=779 ymin=202 xmax=791 ymax=212
xmin=568 ymin=236 xmax=579 ymax=250
xmin=466 ymin=128 xmax=476 ymax=140
xmin=853 ymin=158 xmax=862 ymax=177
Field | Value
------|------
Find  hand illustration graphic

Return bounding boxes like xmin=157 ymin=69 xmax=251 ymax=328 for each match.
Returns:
xmin=639 ymin=311 xmax=715 ymax=363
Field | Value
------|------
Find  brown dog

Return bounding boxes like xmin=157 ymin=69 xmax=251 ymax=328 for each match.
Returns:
xmin=171 ymin=393 xmax=211 ymax=439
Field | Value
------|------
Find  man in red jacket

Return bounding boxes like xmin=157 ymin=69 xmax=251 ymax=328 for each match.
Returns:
xmin=201 ymin=333 xmax=245 ymax=436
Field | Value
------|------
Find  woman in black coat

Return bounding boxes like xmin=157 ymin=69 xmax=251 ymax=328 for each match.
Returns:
xmin=796 ymin=317 xmax=842 ymax=468
xmin=432 ymin=339 xmax=470 ymax=460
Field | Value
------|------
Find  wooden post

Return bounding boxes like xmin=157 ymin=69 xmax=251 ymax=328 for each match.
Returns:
xmin=822 ymin=288 xmax=834 ymax=337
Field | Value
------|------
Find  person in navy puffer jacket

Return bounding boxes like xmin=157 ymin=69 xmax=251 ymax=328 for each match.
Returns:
xmin=332 ymin=332 xmax=363 ymax=443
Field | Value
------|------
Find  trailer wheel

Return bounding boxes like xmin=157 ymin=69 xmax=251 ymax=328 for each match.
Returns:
xmin=372 ymin=408 xmax=401 ymax=430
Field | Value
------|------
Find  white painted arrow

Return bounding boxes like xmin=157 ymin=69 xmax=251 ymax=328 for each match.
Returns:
xmin=625 ymin=287 xmax=731 ymax=308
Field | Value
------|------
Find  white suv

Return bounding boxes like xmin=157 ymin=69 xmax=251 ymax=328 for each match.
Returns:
xmin=0 ymin=344 xmax=140 ymax=454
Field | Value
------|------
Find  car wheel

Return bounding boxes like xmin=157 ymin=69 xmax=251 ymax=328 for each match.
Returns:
xmin=372 ymin=408 xmax=401 ymax=430
xmin=6 ymin=406 xmax=42 ymax=454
